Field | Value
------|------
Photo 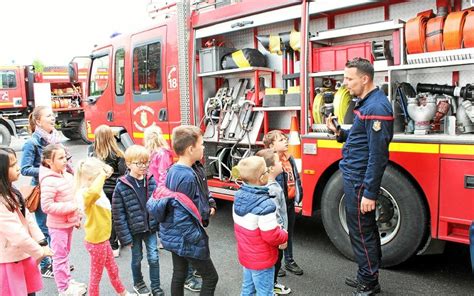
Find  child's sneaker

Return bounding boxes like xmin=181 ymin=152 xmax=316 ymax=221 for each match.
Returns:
xmin=113 ymin=248 xmax=120 ymax=258
xmin=133 ymin=281 xmax=151 ymax=296
xmin=70 ymin=279 xmax=87 ymax=289
xmin=58 ymin=283 xmax=87 ymax=296
xmin=41 ymin=264 xmax=54 ymax=278
xmin=274 ymin=283 xmax=291 ymax=295
xmin=152 ymin=288 xmax=165 ymax=296
xmin=184 ymin=277 xmax=202 ymax=292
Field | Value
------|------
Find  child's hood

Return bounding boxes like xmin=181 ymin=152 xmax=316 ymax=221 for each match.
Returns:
xmin=39 ymin=165 xmax=71 ymax=183
xmin=234 ymin=184 xmax=273 ymax=216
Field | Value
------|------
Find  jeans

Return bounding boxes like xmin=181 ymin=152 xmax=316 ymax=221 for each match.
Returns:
xmin=34 ymin=205 xmax=51 ymax=269
xmin=171 ymin=252 xmax=218 ymax=296
xmin=131 ymin=232 xmax=161 ymax=292
xmin=49 ymin=227 xmax=73 ymax=292
xmin=274 ymin=249 xmax=283 ymax=283
xmin=241 ymin=266 xmax=275 ymax=296
xmin=343 ymin=178 xmax=381 ymax=285
xmin=284 ymin=201 xmax=295 ymax=263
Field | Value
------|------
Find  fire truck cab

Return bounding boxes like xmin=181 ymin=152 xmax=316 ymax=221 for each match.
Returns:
xmin=71 ymin=0 xmax=474 ymax=267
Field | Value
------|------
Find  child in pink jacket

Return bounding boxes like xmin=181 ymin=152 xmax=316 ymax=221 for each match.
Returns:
xmin=39 ymin=144 xmax=86 ymax=296
xmin=0 ymin=147 xmax=53 ymax=296
xmin=144 ymin=125 xmax=173 ymax=187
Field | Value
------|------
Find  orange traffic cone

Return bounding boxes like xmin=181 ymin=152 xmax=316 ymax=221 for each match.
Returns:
xmin=288 ymin=115 xmax=302 ymax=172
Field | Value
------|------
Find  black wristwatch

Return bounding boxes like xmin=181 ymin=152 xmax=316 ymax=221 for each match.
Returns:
xmin=38 ymin=238 xmax=48 ymax=247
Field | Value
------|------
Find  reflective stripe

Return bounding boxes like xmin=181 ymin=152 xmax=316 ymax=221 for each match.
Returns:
xmin=231 ymin=50 xmax=251 ymax=68
xmin=317 ymin=139 xmax=343 ymax=149
xmin=354 ymin=110 xmax=394 ymax=121
xmin=389 ymin=142 xmax=439 ymax=154
xmin=133 ymin=132 xmax=170 ymax=140
xmin=440 ymin=144 xmax=474 ymax=155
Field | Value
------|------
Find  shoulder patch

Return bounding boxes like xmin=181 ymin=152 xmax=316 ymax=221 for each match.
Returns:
xmin=372 ymin=120 xmax=382 ymax=132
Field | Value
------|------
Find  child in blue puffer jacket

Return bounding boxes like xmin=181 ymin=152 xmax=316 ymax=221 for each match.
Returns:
xmin=148 ymin=125 xmax=218 ymax=296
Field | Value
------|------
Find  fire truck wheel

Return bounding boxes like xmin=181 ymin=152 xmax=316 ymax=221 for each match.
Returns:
xmin=321 ymin=165 xmax=428 ymax=267
xmin=79 ymin=119 xmax=92 ymax=144
xmin=0 ymin=124 xmax=12 ymax=146
xmin=62 ymin=129 xmax=81 ymax=140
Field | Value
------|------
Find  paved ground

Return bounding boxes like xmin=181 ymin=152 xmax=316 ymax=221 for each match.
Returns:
xmin=10 ymin=137 xmax=474 ymax=296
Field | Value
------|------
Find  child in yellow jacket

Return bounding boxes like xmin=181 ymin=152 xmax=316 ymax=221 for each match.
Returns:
xmin=75 ymin=157 xmax=132 ymax=296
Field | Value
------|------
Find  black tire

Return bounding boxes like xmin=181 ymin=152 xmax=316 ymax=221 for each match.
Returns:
xmin=79 ymin=119 xmax=92 ymax=144
xmin=62 ymin=129 xmax=81 ymax=140
xmin=0 ymin=124 xmax=12 ymax=146
xmin=321 ymin=165 xmax=428 ymax=267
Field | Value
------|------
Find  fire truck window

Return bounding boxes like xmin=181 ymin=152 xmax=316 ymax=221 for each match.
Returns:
xmin=147 ymin=42 xmax=161 ymax=92
xmin=132 ymin=42 xmax=161 ymax=94
xmin=89 ymin=55 xmax=110 ymax=96
xmin=0 ymin=71 xmax=17 ymax=89
xmin=115 ymin=49 xmax=125 ymax=97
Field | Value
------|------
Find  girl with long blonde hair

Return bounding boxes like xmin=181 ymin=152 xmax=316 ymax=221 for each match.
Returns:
xmin=88 ymin=125 xmax=126 ymax=257
xmin=74 ymin=157 xmax=132 ymax=296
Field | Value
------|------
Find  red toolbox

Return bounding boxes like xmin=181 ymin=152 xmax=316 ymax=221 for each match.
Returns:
xmin=312 ymin=42 xmax=373 ymax=72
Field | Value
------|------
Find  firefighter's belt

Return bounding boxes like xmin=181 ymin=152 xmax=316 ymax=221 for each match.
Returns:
xmin=405 ymin=10 xmax=433 ymax=54
xmin=443 ymin=10 xmax=468 ymax=50
xmin=426 ymin=16 xmax=445 ymax=52
xmin=463 ymin=11 xmax=474 ymax=48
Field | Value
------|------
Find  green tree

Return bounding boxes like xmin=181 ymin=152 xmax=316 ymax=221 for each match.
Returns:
xmin=32 ymin=59 xmax=45 ymax=73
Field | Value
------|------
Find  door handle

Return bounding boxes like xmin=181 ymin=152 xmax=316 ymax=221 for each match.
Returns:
xmin=159 ymin=108 xmax=167 ymax=121
xmin=465 ymin=175 xmax=474 ymax=189
xmin=107 ymin=111 xmax=113 ymax=122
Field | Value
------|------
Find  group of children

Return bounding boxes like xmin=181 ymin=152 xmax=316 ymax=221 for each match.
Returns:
xmin=233 ymin=130 xmax=303 ymax=295
xmin=0 ymin=117 xmax=303 ymax=296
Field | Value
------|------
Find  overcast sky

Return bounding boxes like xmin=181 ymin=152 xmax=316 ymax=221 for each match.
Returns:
xmin=1 ymin=0 xmax=155 ymax=66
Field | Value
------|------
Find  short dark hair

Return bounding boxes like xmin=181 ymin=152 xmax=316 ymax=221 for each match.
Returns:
xmin=345 ymin=57 xmax=374 ymax=81
xmin=172 ymin=125 xmax=202 ymax=156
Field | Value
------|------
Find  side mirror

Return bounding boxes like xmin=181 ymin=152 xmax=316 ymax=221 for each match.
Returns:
xmin=68 ymin=62 xmax=79 ymax=83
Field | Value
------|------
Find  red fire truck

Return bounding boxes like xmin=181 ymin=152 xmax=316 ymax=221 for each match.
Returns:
xmin=70 ymin=0 xmax=474 ymax=266
xmin=0 ymin=65 xmax=89 ymax=145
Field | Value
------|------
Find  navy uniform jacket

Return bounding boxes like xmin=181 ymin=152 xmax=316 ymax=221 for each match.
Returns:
xmin=337 ymin=88 xmax=394 ymax=200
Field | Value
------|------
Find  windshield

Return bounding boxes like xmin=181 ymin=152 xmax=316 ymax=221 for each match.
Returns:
xmin=89 ymin=55 xmax=110 ymax=96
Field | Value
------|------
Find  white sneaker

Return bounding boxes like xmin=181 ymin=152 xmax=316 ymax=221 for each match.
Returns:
xmin=113 ymin=248 xmax=120 ymax=258
xmin=70 ymin=279 xmax=87 ymax=289
xmin=274 ymin=282 xmax=291 ymax=295
xmin=58 ymin=283 xmax=87 ymax=296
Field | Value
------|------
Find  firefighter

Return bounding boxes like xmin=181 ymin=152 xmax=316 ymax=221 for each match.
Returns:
xmin=327 ymin=57 xmax=394 ymax=296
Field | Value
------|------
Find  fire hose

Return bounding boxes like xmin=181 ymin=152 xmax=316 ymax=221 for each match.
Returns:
xmin=426 ymin=16 xmax=445 ymax=52
xmin=443 ymin=10 xmax=468 ymax=50
xmin=464 ymin=11 xmax=474 ymax=48
xmin=416 ymin=83 xmax=474 ymax=101
xmin=406 ymin=10 xmax=433 ymax=54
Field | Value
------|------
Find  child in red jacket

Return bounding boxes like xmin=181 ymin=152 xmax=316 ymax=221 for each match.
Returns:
xmin=233 ymin=156 xmax=288 ymax=296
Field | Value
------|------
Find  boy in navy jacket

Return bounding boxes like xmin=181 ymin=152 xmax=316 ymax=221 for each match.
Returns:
xmin=157 ymin=125 xmax=219 ymax=295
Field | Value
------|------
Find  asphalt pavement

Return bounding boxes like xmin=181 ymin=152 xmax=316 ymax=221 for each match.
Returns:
xmin=10 ymin=137 xmax=474 ymax=296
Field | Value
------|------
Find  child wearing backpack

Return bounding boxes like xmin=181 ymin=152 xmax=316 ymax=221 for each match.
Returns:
xmin=148 ymin=125 xmax=219 ymax=296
